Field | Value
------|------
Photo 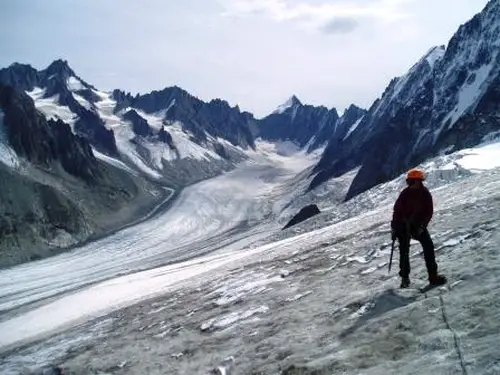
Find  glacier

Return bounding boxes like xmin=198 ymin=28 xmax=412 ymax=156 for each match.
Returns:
xmin=0 ymin=138 xmax=500 ymax=374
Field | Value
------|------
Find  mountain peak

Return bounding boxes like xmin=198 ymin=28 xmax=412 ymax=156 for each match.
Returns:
xmin=44 ymin=59 xmax=75 ymax=78
xmin=344 ymin=104 xmax=364 ymax=114
xmin=274 ymin=95 xmax=302 ymax=114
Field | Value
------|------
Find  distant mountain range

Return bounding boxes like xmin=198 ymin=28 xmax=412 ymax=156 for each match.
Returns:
xmin=0 ymin=59 xmax=364 ymax=184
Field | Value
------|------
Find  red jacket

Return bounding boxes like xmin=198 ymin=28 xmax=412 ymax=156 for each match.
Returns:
xmin=392 ymin=186 xmax=433 ymax=228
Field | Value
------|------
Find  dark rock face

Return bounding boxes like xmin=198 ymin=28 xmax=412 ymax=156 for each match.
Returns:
xmin=74 ymin=109 xmax=118 ymax=156
xmin=311 ymin=0 xmax=500 ymax=200
xmin=309 ymin=104 xmax=366 ymax=152
xmin=112 ymin=89 xmax=135 ymax=113
xmin=0 ymin=84 xmax=56 ymax=166
xmin=37 ymin=184 xmax=85 ymax=234
xmin=0 ymin=84 xmax=100 ymax=182
xmin=0 ymin=60 xmax=117 ymax=156
xmin=0 ymin=63 xmax=40 ymax=91
xmin=158 ymin=126 xmax=173 ymax=144
xmin=257 ymin=97 xmax=366 ymax=152
xmin=123 ymin=109 xmax=152 ymax=137
xmin=283 ymin=204 xmax=321 ymax=230
xmin=214 ymin=143 xmax=229 ymax=159
xmin=48 ymin=119 xmax=101 ymax=182
xmin=258 ymin=96 xmax=336 ymax=148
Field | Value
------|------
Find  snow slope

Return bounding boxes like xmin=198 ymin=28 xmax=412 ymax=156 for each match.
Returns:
xmin=444 ymin=58 xmax=498 ymax=127
xmin=91 ymin=91 xmax=225 ymax=178
xmin=129 ymin=111 xmax=221 ymax=162
xmin=453 ymin=140 xmax=500 ymax=171
xmin=66 ymin=77 xmax=86 ymax=91
xmin=27 ymin=88 xmax=77 ymax=128
xmin=92 ymin=149 xmax=137 ymax=175
xmin=1 ymin=142 xmax=500 ymax=374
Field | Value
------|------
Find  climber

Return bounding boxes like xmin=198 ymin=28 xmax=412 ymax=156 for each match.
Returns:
xmin=391 ymin=168 xmax=447 ymax=288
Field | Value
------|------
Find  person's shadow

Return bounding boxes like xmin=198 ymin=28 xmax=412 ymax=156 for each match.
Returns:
xmin=339 ymin=289 xmax=419 ymax=339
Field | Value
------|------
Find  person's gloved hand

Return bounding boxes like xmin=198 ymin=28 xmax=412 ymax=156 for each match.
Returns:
xmin=391 ymin=228 xmax=397 ymax=241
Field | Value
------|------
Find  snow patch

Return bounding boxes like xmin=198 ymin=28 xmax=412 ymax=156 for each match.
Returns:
xmin=286 ymin=291 xmax=312 ymax=302
xmin=26 ymin=87 xmax=45 ymax=100
xmin=346 ymin=255 xmax=370 ymax=264
xmin=27 ymin=88 xmax=77 ymax=128
xmin=343 ymin=116 xmax=364 ymax=141
xmin=273 ymin=96 xmax=299 ymax=114
xmin=129 ymin=108 xmax=166 ymax=130
xmin=200 ymin=305 xmax=269 ymax=331
xmin=164 ymin=122 xmax=220 ymax=161
xmin=66 ymin=76 xmax=86 ymax=91
xmin=441 ymin=162 xmax=457 ymax=171
xmin=360 ymin=266 xmax=377 ymax=275
xmin=444 ymin=60 xmax=496 ymax=128
xmin=425 ymin=46 xmax=445 ymax=69
xmin=122 ymin=108 xmax=221 ymax=162
xmin=73 ymin=93 xmax=91 ymax=110
xmin=211 ymin=273 xmax=283 ymax=306
xmin=455 ymin=141 xmax=500 ymax=171
xmin=93 ymin=90 xmax=122 ymax=128
xmin=0 ymin=109 xmax=20 ymax=169
xmin=93 ymin=91 xmax=163 ymax=178
xmin=92 ymin=149 xmax=137 ymax=175
xmin=119 ymin=144 xmax=162 ymax=179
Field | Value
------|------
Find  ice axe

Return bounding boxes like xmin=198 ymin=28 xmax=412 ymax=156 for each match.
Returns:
xmin=388 ymin=238 xmax=395 ymax=273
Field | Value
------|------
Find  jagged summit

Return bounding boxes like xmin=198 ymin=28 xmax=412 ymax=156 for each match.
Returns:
xmin=273 ymin=95 xmax=302 ymax=114
xmin=44 ymin=59 xmax=74 ymax=78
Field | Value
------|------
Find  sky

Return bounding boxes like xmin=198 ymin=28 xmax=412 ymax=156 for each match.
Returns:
xmin=0 ymin=0 xmax=491 ymax=117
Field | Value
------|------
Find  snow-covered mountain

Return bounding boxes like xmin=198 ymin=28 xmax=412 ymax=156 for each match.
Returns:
xmin=258 ymin=96 xmax=366 ymax=151
xmin=0 ymin=60 xmax=366 ymax=186
xmin=0 ymin=60 xmax=118 ymax=156
xmin=312 ymin=0 xmax=500 ymax=199
xmin=0 ymin=61 xmax=258 ymax=185
xmin=0 ymin=84 xmax=166 ymax=268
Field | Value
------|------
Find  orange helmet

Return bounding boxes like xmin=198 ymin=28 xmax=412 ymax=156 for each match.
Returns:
xmin=407 ymin=168 xmax=425 ymax=180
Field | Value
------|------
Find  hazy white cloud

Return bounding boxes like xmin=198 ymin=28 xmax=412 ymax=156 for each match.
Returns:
xmin=219 ymin=0 xmax=415 ymax=32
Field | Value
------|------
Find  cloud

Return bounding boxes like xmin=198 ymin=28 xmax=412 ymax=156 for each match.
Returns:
xmin=218 ymin=0 xmax=414 ymax=31
xmin=320 ymin=17 xmax=359 ymax=34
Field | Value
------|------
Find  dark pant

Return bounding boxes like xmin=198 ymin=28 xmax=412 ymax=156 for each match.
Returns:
xmin=396 ymin=228 xmax=438 ymax=279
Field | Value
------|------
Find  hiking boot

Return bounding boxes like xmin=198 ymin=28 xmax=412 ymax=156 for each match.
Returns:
xmin=429 ymin=274 xmax=447 ymax=286
xmin=400 ymin=277 xmax=410 ymax=288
